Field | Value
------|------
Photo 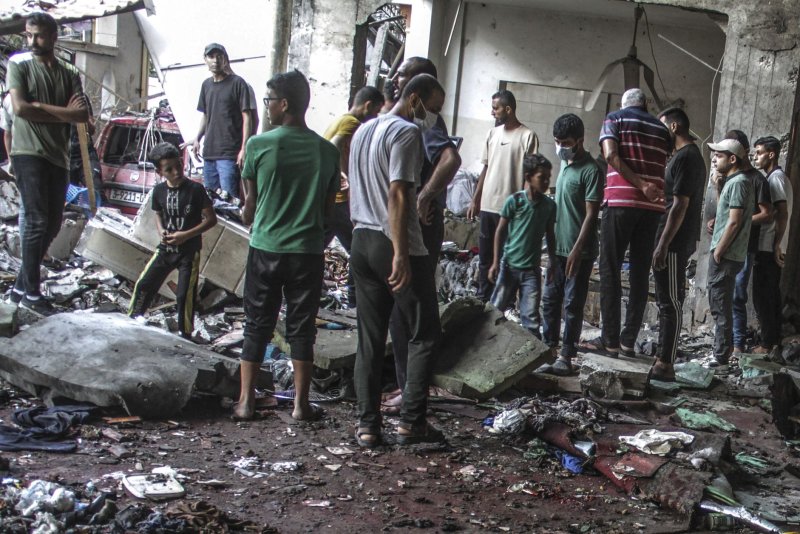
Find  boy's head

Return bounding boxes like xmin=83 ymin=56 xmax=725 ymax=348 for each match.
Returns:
xmin=522 ymin=153 xmax=553 ymax=193
xmin=149 ymin=142 xmax=183 ymax=180
xmin=553 ymin=113 xmax=584 ymax=157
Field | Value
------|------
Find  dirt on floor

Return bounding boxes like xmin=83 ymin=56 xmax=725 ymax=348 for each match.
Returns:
xmin=0 ymin=366 xmax=793 ymax=534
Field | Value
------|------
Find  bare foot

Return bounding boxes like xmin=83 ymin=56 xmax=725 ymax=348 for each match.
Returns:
xmin=380 ymin=393 xmax=402 ymax=415
xmin=381 ymin=388 xmax=402 ymax=402
xmin=292 ymin=402 xmax=324 ymax=421
xmin=232 ymin=400 xmax=254 ymax=420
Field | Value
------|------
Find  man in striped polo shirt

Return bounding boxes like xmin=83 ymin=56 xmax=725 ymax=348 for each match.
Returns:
xmin=583 ymin=88 xmax=671 ymax=357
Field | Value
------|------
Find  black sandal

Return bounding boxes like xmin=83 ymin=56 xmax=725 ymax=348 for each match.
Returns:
xmin=396 ymin=422 xmax=445 ymax=445
xmin=355 ymin=427 xmax=382 ymax=449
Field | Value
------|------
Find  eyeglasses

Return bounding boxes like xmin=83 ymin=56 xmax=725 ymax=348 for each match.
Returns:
xmin=263 ymin=97 xmax=283 ymax=105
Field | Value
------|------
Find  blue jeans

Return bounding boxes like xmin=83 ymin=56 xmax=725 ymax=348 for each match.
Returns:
xmin=203 ymin=159 xmax=240 ymax=198
xmin=542 ymin=255 xmax=594 ymax=358
xmin=732 ymin=252 xmax=754 ymax=350
xmin=491 ymin=259 xmax=542 ymax=338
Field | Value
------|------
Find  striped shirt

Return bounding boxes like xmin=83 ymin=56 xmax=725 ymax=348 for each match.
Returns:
xmin=599 ymin=106 xmax=671 ymax=212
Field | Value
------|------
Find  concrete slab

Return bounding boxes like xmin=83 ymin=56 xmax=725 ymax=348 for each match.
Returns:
xmin=432 ymin=301 xmax=552 ymax=400
xmin=0 ymin=313 xmax=271 ymax=418
xmin=273 ymin=320 xmax=360 ymax=370
xmin=0 ymin=301 xmax=18 ymax=337
xmin=48 ymin=215 xmax=87 ymax=260
xmin=580 ymin=353 xmax=651 ymax=399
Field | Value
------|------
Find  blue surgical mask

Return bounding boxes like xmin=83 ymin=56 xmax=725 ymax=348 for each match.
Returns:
xmin=555 ymin=142 xmax=577 ymax=161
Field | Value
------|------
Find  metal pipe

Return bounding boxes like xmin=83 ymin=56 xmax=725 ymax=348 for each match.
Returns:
xmin=444 ymin=0 xmax=463 ymax=57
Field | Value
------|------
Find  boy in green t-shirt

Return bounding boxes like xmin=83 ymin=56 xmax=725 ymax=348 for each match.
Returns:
xmin=488 ymin=154 xmax=556 ymax=338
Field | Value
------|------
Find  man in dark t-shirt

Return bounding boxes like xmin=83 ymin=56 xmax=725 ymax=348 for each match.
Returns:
xmin=650 ymin=108 xmax=705 ymax=380
xmin=129 ymin=142 xmax=217 ymax=339
xmin=183 ymin=43 xmax=253 ymax=199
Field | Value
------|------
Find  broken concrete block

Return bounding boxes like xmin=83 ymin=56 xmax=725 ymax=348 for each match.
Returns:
xmin=0 ymin=180 xmax=20 ymax=221
xmin=313 ymin=328 xmax=358 ymax=370
xmin=674 ymin=362 xmax=714 ymax=389
xmin=439 ymin=296 xmax=485 ymax=333
xmin=580 ymin=353 xmax=651 ymax=399
xmin=199 ymin=288 xmax=229 ymax=312
xmin=0 ymin=313 xmax=271 ymax=417
xmin=432 ymin=302 xmax=552 ymax=400
xmin=76 ymin=212 xmax=179 ymax=299
xmin=0 ymin=301 xmax=18 ymax=337
xmin=47 ymin=215 xmax=87 ymax=260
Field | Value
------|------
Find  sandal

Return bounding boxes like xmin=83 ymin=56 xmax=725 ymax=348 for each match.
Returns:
xmin=578 ymin=337 xmax=619 ymax=358
xmin=355 ymin=427 xmax=382 ymax=449
xmin=535 ymin=357 xmax=573 ymax=377
xmin=292 ymin=403 xmax=325 ymax=422
xmin=648 ymin=361 xmax=676 ymax=382
xmin=619 ymin=345 xmax=636 ymax=358
xmin=396 ymin=422 xmax=446 ymax=446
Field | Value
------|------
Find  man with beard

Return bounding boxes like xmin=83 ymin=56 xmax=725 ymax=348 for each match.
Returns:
xmin=467 ymin=90 xmax=539 ymax=302
xmin=5 ymin=12 xmax=88 ymax=315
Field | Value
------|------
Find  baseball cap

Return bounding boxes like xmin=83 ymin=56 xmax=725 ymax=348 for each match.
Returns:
xmin=204 ymin=43 xmax=226 ymax=56
xmin=707 ymin=139 xmax=747 ymax=160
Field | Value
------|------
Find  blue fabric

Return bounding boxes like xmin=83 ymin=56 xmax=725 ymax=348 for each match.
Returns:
xmin=490 ymin=259 xmax=542 ymax=338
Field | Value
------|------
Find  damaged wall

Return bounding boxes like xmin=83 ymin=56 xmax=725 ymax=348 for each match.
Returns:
xmin=287 ymin=0 xmax=387 ymax=134
xmin=431 ymin=1 xmax=725 ymax=172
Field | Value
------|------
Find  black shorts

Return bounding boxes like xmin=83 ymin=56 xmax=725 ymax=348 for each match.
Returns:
xmin=242 ymin=248 xmax=324 ymax=362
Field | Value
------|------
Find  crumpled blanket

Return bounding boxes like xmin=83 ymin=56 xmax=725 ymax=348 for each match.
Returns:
xmin=0 ymin=405 xmax=94 ymax=452
xmin=506 ymin=396 xmax=607 ymax=434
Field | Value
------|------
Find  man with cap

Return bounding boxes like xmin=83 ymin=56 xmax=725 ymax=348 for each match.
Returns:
xmin=706 ymin=138 xmax=755 ymax=369
xmin=183 ymin=43 xmax=253 ymax=199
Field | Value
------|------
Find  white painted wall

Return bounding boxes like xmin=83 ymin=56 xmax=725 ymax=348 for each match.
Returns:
xmin=134 ymin=0 xmax=274 ymax=143
xmin=73 ymin=13 xmax=144 ymax=116
xmin=429 ymin=1 xmax=725 ymax=171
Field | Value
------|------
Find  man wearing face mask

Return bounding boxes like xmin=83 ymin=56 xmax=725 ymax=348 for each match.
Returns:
xmin=467 ymin=90 xmax=539 ymax=302
xmin=348 ymin=74 xmax=445 ymax=447
xmin=381 ymin=57 xmax=461 ymax=415
xmin=537 ymin=114 xmax=602 ymax=376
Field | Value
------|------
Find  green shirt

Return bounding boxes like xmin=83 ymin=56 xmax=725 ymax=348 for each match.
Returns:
xmin=500 ymin=190 xmax=556 ymax=270
xmin=554 ymin=152 xmax=603 ymax=258
xmin=711 ymin=171 xmax=754 ymax=262
xmin=242 ymin=126 xmax=339 ymax=254
xmin=6 ymin=54 xmax=82 ymax=169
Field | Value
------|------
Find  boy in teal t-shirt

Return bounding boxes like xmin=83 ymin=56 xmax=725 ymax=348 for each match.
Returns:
xmin=488 ymin=154 xmax=556 ymax=338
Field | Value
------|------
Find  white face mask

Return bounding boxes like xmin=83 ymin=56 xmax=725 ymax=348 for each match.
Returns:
xmin=555 ymin=142 xmax=577 ymax=161
xmin=413 ymin=101 xmax=439 ymax=132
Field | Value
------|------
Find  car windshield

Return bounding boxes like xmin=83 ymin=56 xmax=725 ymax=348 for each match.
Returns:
xmin=102 ymin=124 xmax=182 ymax=165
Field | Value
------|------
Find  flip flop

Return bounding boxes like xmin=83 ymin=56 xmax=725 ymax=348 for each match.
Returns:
xmin=355 ymin=427 xmax=382 ymax=449
xmin=578 ymin=337 xmax=619 ymax=358
xmin=396 ymin=422 xmax=446 ymax=446
xmin=647 ymin=362 xmax=676 ymax=383
xmin=535 ymin=357 xmax=573 ymax=376
xmin=230 ymin=403 xmax=266 ymax=421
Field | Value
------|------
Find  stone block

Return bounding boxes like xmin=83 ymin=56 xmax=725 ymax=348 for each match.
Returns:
xmin=432 ymin=302 xmax=552 ymax=400
xmin=443 ymin=216 xmax=479 ymax=250
xmin=0 ymin=312 xmax=270 ymax=417
xmin=48 ymin=216 xmax=87 ymax=260
xmin=579 ymin=353 xmax=651 ymax=399
xmin=0 ymin=301 xmax=18 ymax=337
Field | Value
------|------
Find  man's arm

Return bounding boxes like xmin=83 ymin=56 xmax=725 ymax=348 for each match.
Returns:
xmin=330 ymin=134 xmax=352 ymax=193
xmin=3 ymin=127 xmax=11 ymax=175
xmin=488 ymin=217 xmax=509 ymax=283
xmin=752 ymin=201 xmax=773 ymax=225
xmin=237 ymin=111 xmax=252 ymax=167
xmin=418 ymin=146 xmax=461 ymax=224
xmin=10 ymin=89 xmax=88 ymax=123
xmin=181 ymin=114 xmax=207 ymax=154
xmin=602 ymin=138 xmax=663 ymax=203
xmin=467 ymin=164 xmax=489 ymax=220
xmin=773 ymin=201 xmax=789 ymax=267
xmin=567 ymin=200 xmax=600 ymax=277
xmin=652 ymin=195 xmax=690 ymax=270
xmin=545 ymin=218 xmax=556 ymax=282
xmin=241 ymin=178 xmax=256 ymax=226
xmin=387 ymin=180 xmax=412 ymax=292
xmin=713 ymin=207 xmax=744 ymax=262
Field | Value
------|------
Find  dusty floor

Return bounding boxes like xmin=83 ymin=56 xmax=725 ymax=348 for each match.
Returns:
xmin=0 ymin=361 xmax=794 ymax=534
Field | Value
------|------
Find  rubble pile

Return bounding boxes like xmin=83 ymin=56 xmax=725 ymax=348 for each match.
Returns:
xmin=437 ymin=243 xmax=478 ymax=301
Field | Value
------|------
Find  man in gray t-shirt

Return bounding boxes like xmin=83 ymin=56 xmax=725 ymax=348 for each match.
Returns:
xmin=348 ymin=74 xmax=444 ymax=448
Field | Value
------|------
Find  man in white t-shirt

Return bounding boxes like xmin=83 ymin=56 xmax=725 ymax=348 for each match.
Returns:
xmin=752 ymin=135 xmax=793 ymax=353
xmin=467 ymin=90 xmax=539 ymax=301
